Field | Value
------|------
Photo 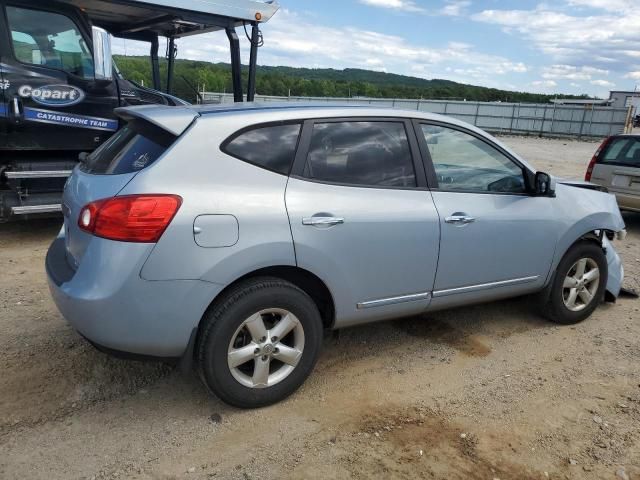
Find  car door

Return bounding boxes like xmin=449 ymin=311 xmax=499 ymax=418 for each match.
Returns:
xmin=414 ymin=121 xmax=559 ymax=309
xmin=1 ymin=2 xmax=119 ymax=151
xmin=286 ymin=118 xmax=441 ymax=328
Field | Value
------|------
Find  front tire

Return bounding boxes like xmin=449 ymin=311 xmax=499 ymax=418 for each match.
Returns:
xmin=541 ymin=241 xmax=607 ymax=325
xmin=197 ymin=277 xmax=323 ymax=408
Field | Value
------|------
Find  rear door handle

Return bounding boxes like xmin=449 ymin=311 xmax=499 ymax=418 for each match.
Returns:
xmin=445 ymin=214 xmax=475 ymax=225
xmin=302 ymin=216 xmax=345 ymax=226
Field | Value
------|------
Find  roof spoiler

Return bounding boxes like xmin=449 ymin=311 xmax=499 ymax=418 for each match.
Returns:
xmin=114 ymin=105 xmax=199 ymax=136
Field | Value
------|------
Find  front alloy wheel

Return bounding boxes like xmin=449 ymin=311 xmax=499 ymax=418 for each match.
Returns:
xmin=540 ymin=240 xmax=607 ymax=325
xmin=562 ymin=258 xmax=600 ymax=312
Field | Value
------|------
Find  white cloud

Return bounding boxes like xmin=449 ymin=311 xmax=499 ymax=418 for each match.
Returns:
xmin=358 ymin=0 xmax=424 ymax=13
xmin=532 ymin=80 xmax=557 ymax=87
xmin=624 ymin=71 xmax=640 ymax=80
xmin=590 ymin=79 xmax=615 ymax=87
xmin=529 ymin=80 xmax=558 ymax=94
xmin=542 ymin=64 xmax=609 ymax=81
xmin=567 ymin=0 xmax=635 ymax=13
xmin=439 ymin=0 xmax=471 ymax=16
xmin=472 ymin=5 xmax=640 ymax=72
xmin=360 ymin=0 xmax=472 ymax=17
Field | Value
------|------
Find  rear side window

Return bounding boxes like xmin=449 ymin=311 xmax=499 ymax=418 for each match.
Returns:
xmin=302 ymin=121 xmax=416 ymax=187
xmin=81 ymin=122 xmax=175 ymax=174
xmin=223 ymin=123 xmax=301 ymax=175
xmin=600 ymin=138 xmax=640 ymax=167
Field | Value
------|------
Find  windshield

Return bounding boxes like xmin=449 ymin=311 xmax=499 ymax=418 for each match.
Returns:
xmin=112 ymin=58 xmax=124 ymax=79
xmin=7 ymin=6 xmax=94 ymax=79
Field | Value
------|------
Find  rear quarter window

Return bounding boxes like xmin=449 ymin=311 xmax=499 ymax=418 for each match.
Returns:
xmin=222 ymin=123 xmax=301 ymax=175
xmin=81 ymin=121 xmax=176 ymax=174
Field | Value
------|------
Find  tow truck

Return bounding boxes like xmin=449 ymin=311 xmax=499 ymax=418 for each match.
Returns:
xmin=0 ymin=0 xmax=279 ymax=219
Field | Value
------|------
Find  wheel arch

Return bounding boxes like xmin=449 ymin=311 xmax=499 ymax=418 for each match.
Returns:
xmin=200 ymin=265 xmax=336 ymax=331
xmin=546 ymin=227 xmax=605 ymax=287
xmin=548 ymin=209 xmax=622 ymax=280
xmin=541 ymin=226 xmax=621 ymax=306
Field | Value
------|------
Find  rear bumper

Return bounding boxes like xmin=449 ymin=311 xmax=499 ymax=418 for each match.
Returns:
xmin=46 ymin=233 xmax=222 ymax=357
xmin=611 ymin=191 xmax=640 ymax=213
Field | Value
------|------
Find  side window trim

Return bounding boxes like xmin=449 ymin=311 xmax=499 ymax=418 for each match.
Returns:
xmin=4 ymin=3 xmax=94 ymax=79
xmin=290 ymin=116 xmax=428 ymax=190
xmin=220 ymin=120 xmax=302 ymax=176
xmin=413 ymin=119 xmax=534 ymax=195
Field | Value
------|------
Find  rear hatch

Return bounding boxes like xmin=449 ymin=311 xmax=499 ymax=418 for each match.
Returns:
xmin=62 ymin=106 xmax=197 ymax=268
xmin=591 ymin=136 xmax=640 ymax=196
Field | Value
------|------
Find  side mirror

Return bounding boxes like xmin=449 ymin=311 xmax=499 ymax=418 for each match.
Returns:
xmin=92 ymin=27 xmax=113 ymax=82
xmin=534 ymin=171 xmax=555 ymax=197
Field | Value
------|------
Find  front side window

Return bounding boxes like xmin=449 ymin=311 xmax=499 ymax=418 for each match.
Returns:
xmin=6 ymin=6 xmax=94 ymax=79
xmin=303 ymin=121 xmax=416 ymax=187
xmin=421 ymin=124 xmax=526 ymax=193
xmin=600 ymin=137 xmax=640 ymax=167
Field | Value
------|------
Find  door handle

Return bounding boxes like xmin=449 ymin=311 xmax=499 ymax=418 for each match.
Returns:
xmin=445 ymin=214 xmax=475 ymax=225
xmin=10 ymin=96 xmax=24 ymax=125
xmin=302 ymin=216 xmax=345 ymax=226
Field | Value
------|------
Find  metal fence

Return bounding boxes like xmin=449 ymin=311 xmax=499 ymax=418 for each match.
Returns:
xmin=202 ymin=92 xmax=629 ymax=138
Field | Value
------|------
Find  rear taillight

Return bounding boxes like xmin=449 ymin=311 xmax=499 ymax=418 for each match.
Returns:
xmin=585 ymin=137 xmax=611 ymax=181
xmin=78 ymin=194 xmax=182 ymax=243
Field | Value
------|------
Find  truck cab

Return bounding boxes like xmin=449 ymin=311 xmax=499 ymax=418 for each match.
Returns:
xmin=0 ymin=0 xmax=278 ymax=218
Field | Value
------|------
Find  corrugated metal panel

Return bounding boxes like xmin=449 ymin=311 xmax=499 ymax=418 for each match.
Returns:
xmin=202 ymin=93 xmax=629 ymax=138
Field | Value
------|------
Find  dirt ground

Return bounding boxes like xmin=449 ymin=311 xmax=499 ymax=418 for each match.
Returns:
xmin=1 ymin=135 xmax=639 ymax=480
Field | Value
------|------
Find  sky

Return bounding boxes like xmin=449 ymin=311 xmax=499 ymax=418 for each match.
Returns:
xmin=113 ymin=0 xmax=640 ymax=98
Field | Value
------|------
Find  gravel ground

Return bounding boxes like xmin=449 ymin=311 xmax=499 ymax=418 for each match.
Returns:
xmin=1 ymin=135 xmax=639 ymax=480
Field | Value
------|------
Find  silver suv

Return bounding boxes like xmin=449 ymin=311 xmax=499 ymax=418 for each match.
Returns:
xmin=47 ymin=104 xmax=626 ymax=408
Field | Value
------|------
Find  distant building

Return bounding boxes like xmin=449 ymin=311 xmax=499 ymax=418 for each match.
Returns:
xmin=608 ymin=90 xmax=640 ymax=109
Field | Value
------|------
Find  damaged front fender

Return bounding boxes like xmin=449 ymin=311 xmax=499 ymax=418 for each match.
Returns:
xmin=547 ymin=182 xmax=626 ymax=299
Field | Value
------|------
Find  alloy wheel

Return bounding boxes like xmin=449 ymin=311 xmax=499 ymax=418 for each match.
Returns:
xmin=227 ymin=308 xmax=305 ymax=388
xmin=562 ymin=257 xmax=600 ymax=312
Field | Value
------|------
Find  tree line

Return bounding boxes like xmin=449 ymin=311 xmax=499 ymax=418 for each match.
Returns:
xmin=114 ymin=55 xmax=592 ymax=104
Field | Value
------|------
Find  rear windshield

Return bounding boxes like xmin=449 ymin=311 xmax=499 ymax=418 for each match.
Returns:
xmin=599 ymin=137 xmax=640 ymax=167
xmin=80 ymin=121 xmax=176 ymax=174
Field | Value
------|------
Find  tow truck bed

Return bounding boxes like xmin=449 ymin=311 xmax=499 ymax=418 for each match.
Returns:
xmin=57 ymin=0 xmax=278 ymax=37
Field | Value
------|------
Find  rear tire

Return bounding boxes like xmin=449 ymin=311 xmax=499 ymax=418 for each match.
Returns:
xmin=540 ymin=241 xmax=607 ymax=325
xmin=197 ymin=277 xmax=323 ymax=408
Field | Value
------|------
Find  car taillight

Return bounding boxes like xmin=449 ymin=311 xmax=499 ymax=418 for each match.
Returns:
xmin=78 ymin=194 xmax=182 ymax=242
xmin=585 ymin=137 xmax=611 ymax=181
